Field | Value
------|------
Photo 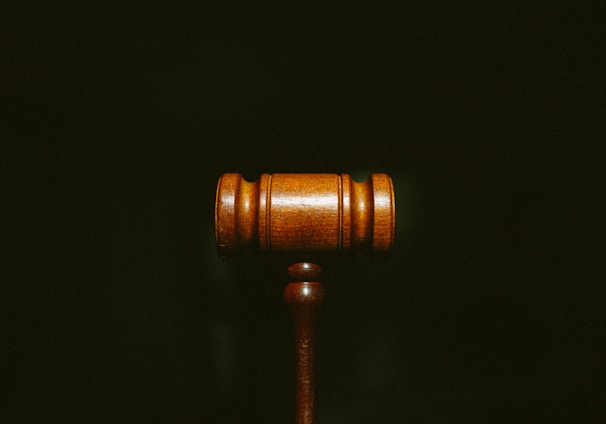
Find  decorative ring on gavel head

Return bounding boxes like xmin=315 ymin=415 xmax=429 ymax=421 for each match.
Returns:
xmin=215 ymin=173 xmax=395 ymax=258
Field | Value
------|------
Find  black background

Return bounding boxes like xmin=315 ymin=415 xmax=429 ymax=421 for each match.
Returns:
xmin=3 ymin=3 xmax=605 ymax=423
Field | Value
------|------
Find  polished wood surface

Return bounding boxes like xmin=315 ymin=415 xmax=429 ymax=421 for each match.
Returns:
xmin=285 ymin=263 xmax=325 ymax=424
xmin=214 ymin=172 xmax=396 ymax=423
xmin=215 ymin=173 xmax=395 ymax=258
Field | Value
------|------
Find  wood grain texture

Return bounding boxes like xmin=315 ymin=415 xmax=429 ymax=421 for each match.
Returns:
xmin=285 ymin=263 xmax=325 ymax=424
xmin=215 ymin=173 xmax=395 ymax=257
xmin=214 ymin=174 xmax=396 ymax=423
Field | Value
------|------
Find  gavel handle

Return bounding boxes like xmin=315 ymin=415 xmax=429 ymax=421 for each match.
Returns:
xmin=284 ymin=264 xmax=325 ymax=424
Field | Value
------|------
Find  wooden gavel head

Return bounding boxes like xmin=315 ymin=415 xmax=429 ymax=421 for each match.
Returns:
xmin=215 ymin=173 xmax=396 ymax=259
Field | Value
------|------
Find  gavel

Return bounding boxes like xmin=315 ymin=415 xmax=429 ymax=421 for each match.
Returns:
xmin=215 ymin=173 xmax=396 ymax=424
